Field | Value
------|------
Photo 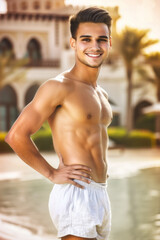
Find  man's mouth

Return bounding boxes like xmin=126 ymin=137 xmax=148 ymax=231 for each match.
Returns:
xmin=85 ymin=53 xmax=102 ymax=58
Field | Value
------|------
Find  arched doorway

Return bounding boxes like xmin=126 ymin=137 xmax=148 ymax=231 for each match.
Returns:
xmin=0 ymin=85 xmax=18 ymax=131
xmin=134 ymin=100 xmax=155 ymax=131
xmin=27 ymin=38 xmax=42 ymax=64
xmin=25 ymin=84 xmax=39 ymax=106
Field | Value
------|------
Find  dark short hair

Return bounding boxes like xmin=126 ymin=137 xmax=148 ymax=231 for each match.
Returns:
xmin=70 ymin=7 xmax=112 ymax=39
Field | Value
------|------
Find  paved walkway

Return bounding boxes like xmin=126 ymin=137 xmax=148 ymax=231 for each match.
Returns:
xmin=1 ymin=148 xmax=160 ymax=180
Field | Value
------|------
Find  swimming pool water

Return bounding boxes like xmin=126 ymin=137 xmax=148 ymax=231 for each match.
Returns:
xmin=0 ymin=167 xmax=160 ymax=240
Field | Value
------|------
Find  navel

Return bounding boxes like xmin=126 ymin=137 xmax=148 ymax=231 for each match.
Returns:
xmin=87 ymin=114 xmax=92 ymax=119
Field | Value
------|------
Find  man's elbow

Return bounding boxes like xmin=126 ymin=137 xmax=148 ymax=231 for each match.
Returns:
xmin=5 ymin=130 xmax=20 ymax=148
xmin=5 ymin=130 xmax=15 ymax=146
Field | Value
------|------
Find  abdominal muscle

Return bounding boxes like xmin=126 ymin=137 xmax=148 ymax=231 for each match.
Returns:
xmin=51 ymin=123 xmax=108 ymax=183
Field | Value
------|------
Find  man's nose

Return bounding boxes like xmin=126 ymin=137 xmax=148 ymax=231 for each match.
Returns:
xmin=91 ymin=40 xmax=100 ymax=50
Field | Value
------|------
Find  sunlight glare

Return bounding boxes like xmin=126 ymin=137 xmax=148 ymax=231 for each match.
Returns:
xmin=0 ymin=0 xmax=7 ymax=13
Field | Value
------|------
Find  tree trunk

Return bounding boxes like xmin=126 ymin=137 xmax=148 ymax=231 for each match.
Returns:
xmin=157 ymin=78 xmax=160 ymax=101
xmin=126 ymin=66 xmax=133 ymax=132
xmin=156 ymin=78 xmax=160 ymax=147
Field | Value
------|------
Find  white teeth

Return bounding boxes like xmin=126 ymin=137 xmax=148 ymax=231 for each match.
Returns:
xmin=87 ymin=54 xmax=101 ymax=57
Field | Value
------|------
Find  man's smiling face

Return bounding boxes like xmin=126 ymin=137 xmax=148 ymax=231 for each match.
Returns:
xmin=70 ymin=22 xmax=111 ymax=68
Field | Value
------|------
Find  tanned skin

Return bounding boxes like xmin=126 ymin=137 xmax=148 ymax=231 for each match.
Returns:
xmin=5 ymin=22 xmax=112 ymax=240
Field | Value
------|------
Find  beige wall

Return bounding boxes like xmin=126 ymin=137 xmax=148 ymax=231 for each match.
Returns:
xmin=7 ymin=0 xmax=65 ymax=13
xmin=0 ymin=17 xmax=70 ymax=59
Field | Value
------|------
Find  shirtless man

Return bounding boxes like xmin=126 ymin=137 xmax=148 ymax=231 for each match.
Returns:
xmin=5 ymin=7 xmax=112 ymax=240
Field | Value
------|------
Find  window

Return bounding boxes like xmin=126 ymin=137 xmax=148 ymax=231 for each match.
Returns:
xmin=21 ymin=1 xmax=28 ymax=10
xmin=0 ymin=38 xmax=14 ymax=58
xmin=12 ymin=2 xmax=17 ymax=11
xmin=25 ymin=84 xmax=39 ymax=106
xmin=27 ymin=38 xmax=42 ymax=63
xmin=108 ymin=99 xmax=120 ymax=126
xmin=63 ymin=22 xmax=69 ymax=49
xmin=33 ymin=1 xmax=40 ymax=10
xmin=45 ymin=1 xmax=51 ymax=9
xmin=55 ymin=20 xmax=59 ymax=46
xmin=0 ymin=85 xmax=18 ymax=131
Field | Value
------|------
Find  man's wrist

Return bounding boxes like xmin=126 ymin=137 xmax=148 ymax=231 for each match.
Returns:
xmin=47 ymin=167 xmax=56 ymax=182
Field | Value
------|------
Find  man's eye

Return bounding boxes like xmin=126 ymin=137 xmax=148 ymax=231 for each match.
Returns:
xmin=82 ymin=38 xmax=90 ymax=42
xmin=98 ymin=39 xmax=108 ymax=42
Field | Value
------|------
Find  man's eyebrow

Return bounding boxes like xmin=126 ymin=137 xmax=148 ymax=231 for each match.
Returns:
xmin=79 ymin=35 xmax=109 ymax=39
xmin=79 ymin=35 xmax=91 ymax=38
xmin=99 ymin=35 xmax=109 ymax=39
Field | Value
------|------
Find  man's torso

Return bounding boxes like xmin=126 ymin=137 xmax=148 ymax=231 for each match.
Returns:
xmin=48 ymin=75 xmax=112 ymax=182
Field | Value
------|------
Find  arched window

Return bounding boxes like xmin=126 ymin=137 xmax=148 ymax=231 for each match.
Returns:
xmin=27 ymin=38 xmax=42 ymax=64
xmin=45 ymin=1 xmax=51 ymax=9
xmin=21 ymin=1 xmax=28 ymax=10
xmin=12 ymin=2 xmax=17 ymax=11
xmin=0 ymin=85 xmax=18 ymax=131
xmin=33 ymin=1 xmax=40 ymax=10
xmin=25 ymin=84 xmax=39 ymax=106
xmin=0 ymin=38 xmax=14 ymax=57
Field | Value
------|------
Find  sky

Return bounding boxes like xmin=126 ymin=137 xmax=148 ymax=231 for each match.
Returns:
xmin=0 ymin=0 xmax=6 ymax=13
xmin=0 ymin=0 xmax=160 ymax=52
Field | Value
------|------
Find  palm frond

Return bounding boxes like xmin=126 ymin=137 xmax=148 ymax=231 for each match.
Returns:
xmin=0 ymin=52 xmax=29 ymax=89
xmin=115 ymin=27 xmax=159 ymax=63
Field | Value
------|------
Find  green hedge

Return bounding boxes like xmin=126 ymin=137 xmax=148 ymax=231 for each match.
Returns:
xmin=108 ymin=127 xmax=156 ymax=148
xmin=135 ymin=114 xmax=156 ymax=132
xmin=32 ymin=129 xmax=54 ymax=152
xmin=108 ymin=127 xmax=127 ymax=145
xmin=126 ymin=130 xmax=156 ymax=148
xmin=0 ymin=132 xmax=13 ymax=153
xmin=0 ymin=127 xmax=156 ymax=153
xmin=0 ymin=129 xmax=54 ymax=153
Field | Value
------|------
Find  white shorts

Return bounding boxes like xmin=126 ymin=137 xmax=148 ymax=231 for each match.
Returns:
xmin=48 ymin=179 xmax=111 ymax=239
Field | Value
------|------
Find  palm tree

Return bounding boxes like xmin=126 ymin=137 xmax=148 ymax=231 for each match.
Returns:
xmin=145 ymin=52 xmax=160 ymax=143
xmin=145 ymin=52 xmax=160 ymax=101
xmin=0 ymin=51 xmax=28 ymax=89
xmin=115 ymin=27 xmax=158 ymax=131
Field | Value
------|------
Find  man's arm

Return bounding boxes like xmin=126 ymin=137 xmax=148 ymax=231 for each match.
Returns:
xmin=5 ymin=80 xmax=91 ymax=188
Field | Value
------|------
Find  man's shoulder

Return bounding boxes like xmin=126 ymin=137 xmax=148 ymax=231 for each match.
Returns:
xmin=33 ymin=75 xmax=73 ymax=106
xmin=43 ymin=77 xmax=66 ymax=88
xmin=97 ymin=85 xmax=109 ymax=99
xmin=41 ymin=75 xmax=72 ymax=94
xmin=33 ymin=75 xmax=73 ymax=107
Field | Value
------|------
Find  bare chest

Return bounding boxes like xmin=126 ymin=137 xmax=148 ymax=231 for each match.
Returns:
xmin=64 ymin=85 xmax=113 ymax=126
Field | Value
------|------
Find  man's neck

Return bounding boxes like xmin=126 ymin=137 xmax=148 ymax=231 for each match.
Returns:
xmin=70 ymin=63 xmax=100 ymax=88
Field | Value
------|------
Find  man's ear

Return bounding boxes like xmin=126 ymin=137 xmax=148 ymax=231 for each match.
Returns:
xmin=109 ymin=36 xmax=112 ymax=48
xmin=70 ymin=37 xmax=76 ymax=49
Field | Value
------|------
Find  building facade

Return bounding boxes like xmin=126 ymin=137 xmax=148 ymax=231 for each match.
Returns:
xmin=0 ymin=0 xmax=157 ymax=131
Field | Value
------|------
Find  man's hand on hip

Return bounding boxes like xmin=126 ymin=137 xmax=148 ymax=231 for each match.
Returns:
xmin=49 ymin=153 xmax=92 ymax=189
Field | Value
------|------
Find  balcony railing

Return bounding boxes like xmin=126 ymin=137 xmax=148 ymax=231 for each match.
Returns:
xmin=26 ymin=59 xmax=60 ymax=68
